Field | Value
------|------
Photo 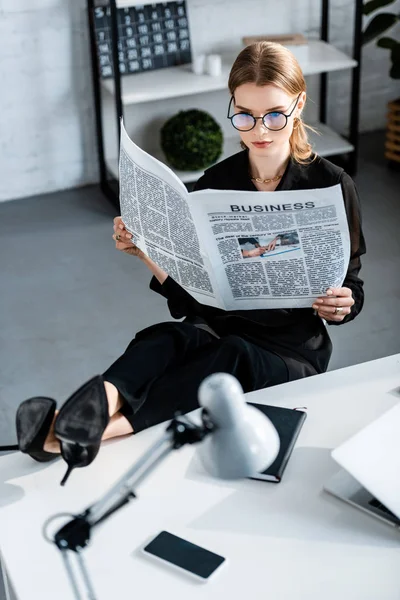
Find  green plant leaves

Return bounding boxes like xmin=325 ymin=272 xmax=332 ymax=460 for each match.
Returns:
xmin=362 ymin=1 xmax=400 ymax=79
xmin=362 ymin=12 xmax=398 ymax=44
xmin=391 ymin=42 xmax=400 ymax=62
xmin=362 ymin=0 xmax=396 ymax=16
xmin=389 ymin=62 xmax=400 ymax=78
xmin=377 ymin=36 xmax=397 ymax=48
xmin=390 ymin=43 xmax=400 ymax=78
xmin=160 ymin=109 xmax=223 ymax=171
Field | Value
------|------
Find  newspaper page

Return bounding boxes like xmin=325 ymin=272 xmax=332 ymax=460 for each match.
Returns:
xmin=119 ymin=122 xmax=224 ymax=309
xmin=187 ymin=186 xmax=350 ymax=309
xmin=119 ymin=123 xmax=350 ymax=310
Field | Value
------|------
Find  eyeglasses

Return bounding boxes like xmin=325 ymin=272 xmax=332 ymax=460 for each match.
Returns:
xmin=227 ymin=94 xmax=301 ymax=132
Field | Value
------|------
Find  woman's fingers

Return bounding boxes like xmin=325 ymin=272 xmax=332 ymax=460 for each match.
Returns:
xmin=327 ymin=287 xmax=352 ymax=297
xmin=112 ymin=235 xmax=143 ymax=257
xmin=320 ymin=313 xmax=346 ymax=322
xmin=318 ymin=306 xmax=351 ymax=319
xmin=112 ymin=217 xmax=133 ymax=243
xmin=113 ymin=231 xmax=132 ymax=242
xmin=113 ymin=216 xmax=128 ymax=232
xmin=313 ymin=296 xmax=354 ymax=309
xmin=113 ymin=218 xmax=125 ymax=236
xmin=313 ymin=285 xmax=354 ymax=321
xmin=113 ymin=216 xmax=124 ymax=230
xmin=314 ymin=286 xmax=354 ymax=311
xmin=112 ymin=216 xmax=143 ymax=257
xmin=115 ymin=239 xmax=138 ymax=253
xmin=112 ymin=234 xmax=134 ymax=248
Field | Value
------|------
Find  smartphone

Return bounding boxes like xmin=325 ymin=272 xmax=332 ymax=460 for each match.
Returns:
xmin=142 ymin=530 xmax=226 ymax=583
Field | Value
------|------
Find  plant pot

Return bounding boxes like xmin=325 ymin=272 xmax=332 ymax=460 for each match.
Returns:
xmin=385 ymin=98 xmax=400 ymax=165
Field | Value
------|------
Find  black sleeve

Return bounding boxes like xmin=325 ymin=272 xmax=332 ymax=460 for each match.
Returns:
xmin=193 ymin=170 xmax=215 ymax=192
xmin=149 ymin=275 xmax=200 ymax=319
xmin=328 ymin=172 xmax=366 ymax=326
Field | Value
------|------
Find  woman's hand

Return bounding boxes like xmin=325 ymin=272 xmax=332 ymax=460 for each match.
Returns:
xmin=113 ymin=217 xmax=168 ymax=284
xmin=113 ymin=217 xmax=144 ymax=259
xmin=312 ymin=287 xmax=355 ymax=322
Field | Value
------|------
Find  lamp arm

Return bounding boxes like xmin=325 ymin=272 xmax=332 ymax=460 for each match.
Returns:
xmin=88 ymin=430 xmax=173 ymax=528
xmin=48 ymin=413 xmax=214 ymax=600
xmin=52 ymin=432 xmax=172 ymax=600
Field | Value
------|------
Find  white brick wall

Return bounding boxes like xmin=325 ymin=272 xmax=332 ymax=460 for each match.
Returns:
xmin=0 ymin=0 xmax=399 ymax=202
xmin=0 ymin=0 xmax=98 ymax=202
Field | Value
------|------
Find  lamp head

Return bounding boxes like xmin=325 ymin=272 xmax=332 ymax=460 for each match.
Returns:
xmin=197 ymin=373 xmax=280 ymax=479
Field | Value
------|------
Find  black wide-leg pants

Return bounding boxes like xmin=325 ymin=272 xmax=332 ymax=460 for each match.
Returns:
xmin=103 ymin=322 xmax=288 ymax=433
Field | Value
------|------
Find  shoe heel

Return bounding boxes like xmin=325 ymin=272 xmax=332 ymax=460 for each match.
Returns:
xmin=55 ymin=376 xmax=109 ymax=485
xmin=60 ymin=464 xmax=74 ymax=487
xmin=57 ymin=441 xmax=93 ymax=486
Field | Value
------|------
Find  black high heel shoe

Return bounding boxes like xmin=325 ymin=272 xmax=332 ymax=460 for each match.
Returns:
xmin=16 ymin=397 xmax=58 ymax=462
xmin=54 ymin=375 xmax=109 ymax=486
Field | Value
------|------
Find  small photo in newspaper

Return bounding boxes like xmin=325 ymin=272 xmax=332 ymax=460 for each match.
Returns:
xmin=238 ymin=231 xmax=301 ymax=259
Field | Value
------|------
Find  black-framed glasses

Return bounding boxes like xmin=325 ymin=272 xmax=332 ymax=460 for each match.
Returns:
xmin=227 ymin=94 xmax=301 ymax=132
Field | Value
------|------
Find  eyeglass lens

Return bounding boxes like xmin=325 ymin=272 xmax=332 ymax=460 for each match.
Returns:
xmin=231 ymin=111 xmax=287 ymax=131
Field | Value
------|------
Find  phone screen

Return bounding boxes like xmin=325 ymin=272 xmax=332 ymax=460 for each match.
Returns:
xmin=143 ymin=531 xmax=225 ymax=580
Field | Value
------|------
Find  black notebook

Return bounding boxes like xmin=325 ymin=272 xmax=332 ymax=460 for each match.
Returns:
xmin=247 ymin=403 xmax=307 ymax=483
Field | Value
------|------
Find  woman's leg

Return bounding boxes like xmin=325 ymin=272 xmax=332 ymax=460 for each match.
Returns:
xmin=102 ymin=322 xmax=215 ymax=427
xmin=43 ymin=383 xmax=133 ymax=453
xmin=102 ymin=411 xmax=133 ymax=439
xmin=130 ymin=335 xmax=289 ymax=433
xmin=43 ymin=322 xmax=214 ymax=452
xmin=104 ymin=381 xmax=124 ymax=417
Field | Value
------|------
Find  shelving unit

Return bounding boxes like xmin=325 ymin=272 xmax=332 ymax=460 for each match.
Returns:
xmin=107 ymin=123 xmax=355 ymax=184
xmin=87 ymin=0 xmax=363 ymax=208
xmin=101 ymin=41 xmax=357 ymax=103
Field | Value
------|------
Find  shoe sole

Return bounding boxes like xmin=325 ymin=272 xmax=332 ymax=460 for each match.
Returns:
xmin=54 ymin=376 xmax=109 ymax=446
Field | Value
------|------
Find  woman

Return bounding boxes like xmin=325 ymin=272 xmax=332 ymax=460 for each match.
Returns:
xmin=15 ymin=42 xmax=365 ymax=485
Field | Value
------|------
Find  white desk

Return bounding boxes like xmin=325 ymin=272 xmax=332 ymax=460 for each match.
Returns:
xmin=1 ymin=354 xmax=399 ymax=600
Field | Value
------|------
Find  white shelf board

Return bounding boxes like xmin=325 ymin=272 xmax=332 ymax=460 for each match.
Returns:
xmin=106 ymin=122 xmax=354 ymax=185
xmin=310 ymin=122 xmax=354 ymax=157
xmin=102 ymin=41 xmax=357 ymax=105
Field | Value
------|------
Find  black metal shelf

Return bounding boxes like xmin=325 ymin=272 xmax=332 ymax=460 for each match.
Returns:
xmin=87 ymin=0 xmax=364 ymax=209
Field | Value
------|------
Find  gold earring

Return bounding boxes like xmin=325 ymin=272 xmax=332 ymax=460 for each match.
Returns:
xmin=293 ymin=117 xmax=300 ymax=130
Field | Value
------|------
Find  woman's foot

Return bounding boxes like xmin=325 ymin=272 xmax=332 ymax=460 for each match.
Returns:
xmin=42 ymin=390 xmax=133 ymax=453
xmin=16 ymin=380 xmax=133 ymax=477
xmin=43 ymin=410 xmax=61 ymax=454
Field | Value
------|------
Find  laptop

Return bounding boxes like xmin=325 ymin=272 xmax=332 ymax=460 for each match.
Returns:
xmin=324 ymin=402 xmax=400 ymax=529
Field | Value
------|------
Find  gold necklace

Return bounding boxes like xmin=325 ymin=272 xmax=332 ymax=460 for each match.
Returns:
xmin=251 ymin=174 xmax=282 ymax=184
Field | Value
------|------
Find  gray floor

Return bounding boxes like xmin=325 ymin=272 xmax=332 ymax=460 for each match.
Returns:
xmin=0 ymin=131 xmax=399 ymax=450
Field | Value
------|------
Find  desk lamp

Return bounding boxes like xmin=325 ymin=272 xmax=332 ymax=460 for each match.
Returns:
xmin=45 ymin=373 xmax=280 ymax=600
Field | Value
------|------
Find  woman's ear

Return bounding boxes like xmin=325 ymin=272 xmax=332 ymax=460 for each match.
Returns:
xmin=297 ymin=91 xmax=307 ymax=116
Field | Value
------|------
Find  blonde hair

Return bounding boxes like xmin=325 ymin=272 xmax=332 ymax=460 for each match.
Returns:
xmin=228 ymin=41 xmax=316 ymax=164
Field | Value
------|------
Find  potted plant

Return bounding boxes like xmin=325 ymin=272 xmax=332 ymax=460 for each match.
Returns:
xmin=362 ymin=0 xmax=400 ymax=165
xmin=160 ymin=109 xmax=223 ymax=172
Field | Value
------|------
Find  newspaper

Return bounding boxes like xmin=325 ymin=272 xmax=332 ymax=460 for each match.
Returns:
xmin=119 ymin=122 xmax=350 ymax=310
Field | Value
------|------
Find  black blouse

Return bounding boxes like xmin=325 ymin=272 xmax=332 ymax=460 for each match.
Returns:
xmin=150 ymin=150 xmax=366 ymax=381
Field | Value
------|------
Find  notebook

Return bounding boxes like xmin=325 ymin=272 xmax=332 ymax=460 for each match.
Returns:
xmin=247 ymin=402 xmax=307 ymax=482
